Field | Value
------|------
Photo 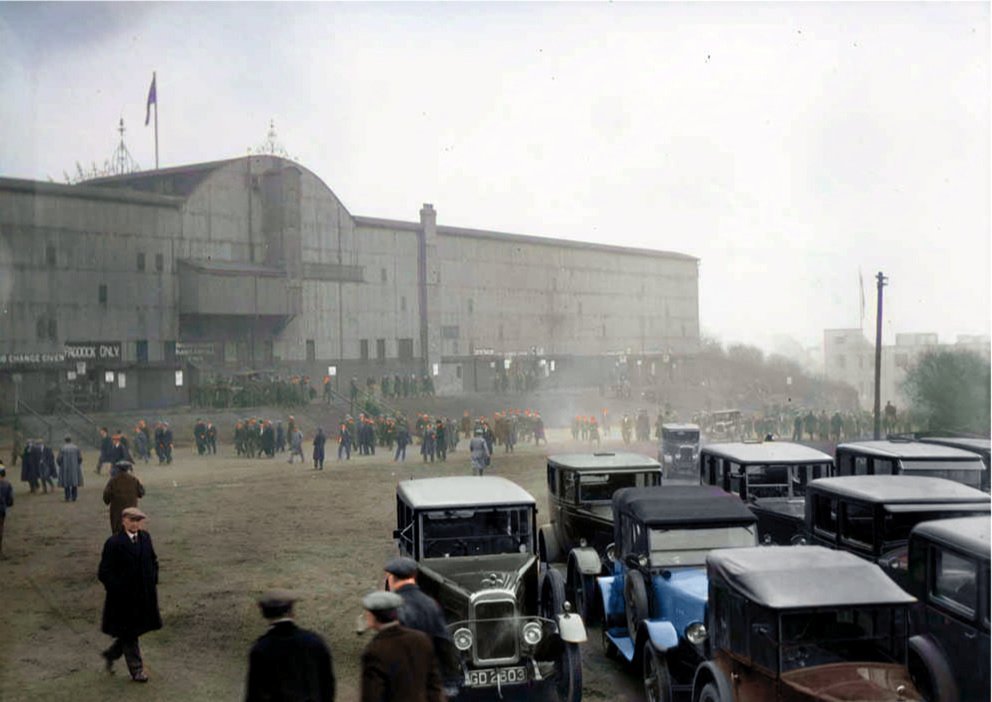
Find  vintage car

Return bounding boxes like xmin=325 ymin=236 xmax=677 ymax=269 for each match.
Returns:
xmin=903 ymin=516 xmax=990 ymax=702
xmin=540 ymin=452 xmax=662 ymax=621
xmin=394 ymin=475 xmax=586 ymax=701
xmin=915 ymin=436 xmax=991 ymax=492
xmin=691 ymin=546 xmax=924 ymax=702
xmin=596 ymin=485 xmax=758 ymax=702
xmin=699 ymin=441 xmax=834 ymax=545
xmin=658 ymin=423 xmax=701 ymax=478
xmin=707 ymin=409 xmax=742 ymax=442
xmin=835 ymin=439 xmax=986 ymax=491
xmin=805 ymin=476 xmax=990 ymax=581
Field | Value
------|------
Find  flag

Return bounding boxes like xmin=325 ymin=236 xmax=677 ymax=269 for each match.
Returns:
xmin=145 ymin=73 xmax=157 ymax=126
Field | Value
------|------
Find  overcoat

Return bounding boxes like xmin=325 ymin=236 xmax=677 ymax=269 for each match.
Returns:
xmin=57 ymin=443 xmax=84 ymax=488
xmin=245 ymin=620 xmax=335 ymax=702
xmin=360 ymin=624 xmax=442 ymax=702
xmin=103 ymin=472 xmax=145 ymax=533
xmin=20 ymin=445 xmax=38 ymax=484
xmin=98 ymin=530 xmax=162 ymax=638
xmin=469 ymin=437 xmax=490 ymax=470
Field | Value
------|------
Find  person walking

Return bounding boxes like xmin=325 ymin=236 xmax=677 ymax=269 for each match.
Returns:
xmin=359 ymin=591 xmax=442 ymax=702
xmin=394 ymin=423 xmax=410 ymax=462
xmin=39 ymin=438 xmax=57 ymax=494
xmin=56 ymin=436 xmax=84 ymax=502
xmin=469 ymin=427 xmax=491 ymax=477
xmin=337 ymin=423 xmax=352 ymax=461
xmin=288 ymin=428 xmax=304 ymax=464
xmin=97 ymin=427 xmax=113 ymax=475
xmin=245 ymin=589 xmax=336 ymax=702
xmin=312 ymin=428 xmax=326 ymax=471
xmin=0 ymin=464 xmax=13 ymax=558
xmin=102 ymin=461 xmax=145 ymax=534
xmin=98 ymin=507 xmax=161 ymax=683
xmin=20 ymin=439 xmax=39 ymax=494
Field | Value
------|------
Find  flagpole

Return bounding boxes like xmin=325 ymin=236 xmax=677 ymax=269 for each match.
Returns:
xmin=153 ymin=71 xmax=159 ymax=169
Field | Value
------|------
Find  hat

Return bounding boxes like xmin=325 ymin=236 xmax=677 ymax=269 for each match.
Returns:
xmin=384 ymin=556 xmax=418 ymax=578
xmin=258 ymin=589 xmax=298 ymax=609
xmin=121 ymin=507 xmax=147 ymax=521
xmin=114 ymin=459 xmax=134 ymax=470
xmin=362 ymin=591 xmax=403 ymax=612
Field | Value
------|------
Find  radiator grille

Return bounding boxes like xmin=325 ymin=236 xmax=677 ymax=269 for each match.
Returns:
xmin=474 ymin=600 xmax=518 ymax=662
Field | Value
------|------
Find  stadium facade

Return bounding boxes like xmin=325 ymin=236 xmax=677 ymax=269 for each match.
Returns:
xmin=0 ymin=155 xmax=699 ymax=412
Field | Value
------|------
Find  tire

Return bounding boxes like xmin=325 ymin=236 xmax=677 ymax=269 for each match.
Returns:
xmin=541 ymin=567 xmax=567 ymax=619
xmin=624 ymin=570 xmax=649 ymax=641
xmin=553 ymin=640 xmax=583 ymax=702
xmin=643 ymin=642 xmax=672 ymax=702
xmin=698 ymin=682 xmax=722 ymax=702
xmin=568 ymin=559 xmax=597 ymax=625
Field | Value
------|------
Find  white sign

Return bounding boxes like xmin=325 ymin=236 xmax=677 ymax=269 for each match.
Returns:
xmin=67 ymin=371 xmax=77 ymax=380
xmin=175 ymin=370 xmax=184 ymax=387
xmin=104 ymin=371 xmax=115 ymax=383
xmin=550 ymin=360 xmax=556 ymax=372
xmin=328 ymin=365 xmax=337 ymax=377
xmin=786 ymin=376 xmax=792 ymax=386
xmin=118 ymin=372 xmax=126 ymax=389
xmin=432 ymin=362 xmax=439 ymax=377
xmin=76 ymin=362 xmax=86 ymax=374
xmin=504 ymin=359 xmax=511 ymax=370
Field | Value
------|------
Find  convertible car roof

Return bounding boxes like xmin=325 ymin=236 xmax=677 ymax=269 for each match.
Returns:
xmin=836 ymin=440 xmax=983 ymax=461
xmin=547 ymin=453 xmax=661 ymax=472
xmin=700 ymin=441 xmax=832 ymax=464
xmin=809 ymin=476 xmax=990 ymax=504
xmin=707 ymin=546 xmax=917 ymax=609
xmin=612 ymin=485 xmax=756 ymax=527
xmin=397 ymin=476 xmax=535 ymax=509
xmin=912 ymin=516 xmax=991 ymax=559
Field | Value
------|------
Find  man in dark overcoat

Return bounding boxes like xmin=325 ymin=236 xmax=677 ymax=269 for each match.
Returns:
xmin=359 ymin=591 xmax=442 ymax=702
xmin=98 ymin=507 xmax=161 ymax=682
xmin=245 ymin=589 xmax=335 ymax=702
xmin=20 ymin=439 xmax=39 ymax=493
xmin=103 ymin=461 xmax=145 ymax=534
xmin=56 ymin=435 xmax=84 ymax=502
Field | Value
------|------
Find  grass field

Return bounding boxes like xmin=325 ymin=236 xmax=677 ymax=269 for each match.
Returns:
xmin=0 ymin=431 xmax=652 ymax=702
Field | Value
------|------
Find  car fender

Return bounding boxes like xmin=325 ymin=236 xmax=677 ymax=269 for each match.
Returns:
xmin=539 ymin=524 xmax=563 ymax=564
xmin=692 ymin=660 xmax=734 ymax=702
xmin=569 ymin=547 xmax=603 ymax=576
xmin=597 ymin=575 xmax=620 ymax=618
xmin=556 ymin=612 xmax=588 ymax=643
xmin=909 ymin=634 xmax=960 ymax=702
xmin=643 ymin=619 xmax=679 ymax=652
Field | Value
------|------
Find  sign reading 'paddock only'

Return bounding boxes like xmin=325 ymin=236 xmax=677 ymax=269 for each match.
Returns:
xmin=0 ymin=341 xmax=122 ymax=367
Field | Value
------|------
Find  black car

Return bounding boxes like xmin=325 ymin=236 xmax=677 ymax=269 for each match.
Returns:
xmin=541 ymin=452 xmax=662 ymax=620
xmin=904 ymin=515 xmax=990 ymax=702
xmin=915 ymin=436 xmax=991 ymax=492
xmin=804 ymin=475 xmax=990 ymax=580
xmin=835 ymin=439 xmax=986 ymax=491
xmin=395 ymin=475 xmax=587 ymax=701
xmin=698 ymin=441 xmax=834 ymax=544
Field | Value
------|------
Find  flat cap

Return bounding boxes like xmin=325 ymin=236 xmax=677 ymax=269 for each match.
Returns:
xmin=384 ymin=556 xmax=418 ymax=578
xmin=258 ymin=589 xmax=298 ymax=609
xmin=362 ymin=591 xmax=403 ymax=612
xmin=121 ymin=507 xmax=147 ymax=520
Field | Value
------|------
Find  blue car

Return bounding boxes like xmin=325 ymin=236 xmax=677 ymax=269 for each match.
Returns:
xmin=597 ymin=485 xmax=758 ymax=702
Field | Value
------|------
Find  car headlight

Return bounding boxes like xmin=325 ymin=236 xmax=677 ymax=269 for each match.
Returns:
xmin=685 ymin=622 xmax=707 ymax=645
xmin=522 ymin=621 xmax=543 ymax=646
xmin=637 ymin=555 xmax=649 ymax=568
xmin=453 ymin=627 xmax=473 ymax=651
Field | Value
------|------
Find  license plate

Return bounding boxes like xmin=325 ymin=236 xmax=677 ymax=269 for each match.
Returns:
xmin=467 ymin=666 xmax=528 ymax=687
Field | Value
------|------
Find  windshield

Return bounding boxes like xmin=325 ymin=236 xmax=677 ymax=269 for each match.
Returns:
xmin=663 ymin=430 xmax=699 ymax=443
xmin=579 ymin=471 xmax=660 ymax=501
xmin=746 ymin=463 xmax=832 ymax=499
xmin=899 ymin=459 xmax=984 ymax=489
xmin=421 ymin=506 xmax=534 ymax=558
xmin=648 ymin=525 xmax=756 ymax=567
xmin=780 ymin=607 xmax=907 ymax=672
xmin=881 ymin=508 xmax=988 ymax=548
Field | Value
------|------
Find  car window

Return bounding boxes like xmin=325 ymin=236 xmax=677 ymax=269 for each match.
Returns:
xmin=746 ymin=464 xmax=790 ymax=498
xmin=931 ymin=547 xmax=978 ymax=619
xmin=648 ymin=525 xmax=757 ymax=567
xmin=562 ymin=471 xmax=577 ymax=502
xmin=813 ymin=494 xmax=837 ymax=537
xmin=780 ymin=607 xmax=906 ymax=672
xmin=837 ymin=452 xmax=854 ymax=476
xmin=872 ymin=458 xmax=894 ymax=475
xmin=882 ymin=509 xmax=987 ymax=550
xmin=841 ymin=502 xmax=874 ymax=551
xmin=421 ymin=506 xmax=534 ymax=558
xmin=547 ymin=464 xmax=557 ymax=493
xmin=899 ymin=460 xmax=984 ymax=489
xmin=854 ymin=456 xmax=869 ymax=476
xmin=579 ymin=472 xmax=638 ymax=502
xmin=728 ymin=462 xmax=744 ymax=496
xmin=748 ymin=603 xmax=778 ymax=674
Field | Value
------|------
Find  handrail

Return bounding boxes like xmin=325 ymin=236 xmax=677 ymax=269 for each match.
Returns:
xmin=15 ymin=399 xmax=55 ymax=445
xmin=57 ymin=397 xmax=100 ymax=430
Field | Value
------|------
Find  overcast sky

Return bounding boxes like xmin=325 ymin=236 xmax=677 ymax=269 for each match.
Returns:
xmin=1 ymin=1 xmax=988 ymax=353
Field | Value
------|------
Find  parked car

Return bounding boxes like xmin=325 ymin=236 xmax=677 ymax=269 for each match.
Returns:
xmin=658 ymin=423 xmax=701 ymax=478
xmin=596 ymin=485 xmax=758 ymax=702
xmin=805 ymin=476 xmax=990 ymax=582
xmin=915 ymin=436 xmax=991 ymax=492
xmin=835 ymin=439 xmax=986 ymax=490
xmin=698 ymin=441 xmax=834 ymax=544
xmin=903 ymin=515 xmax=990 ymax=702
xmin=707 ymin=409 xmax=742 ymax=441
xmin=541 ymin=452 xmax=662 ymax=621
xmin=691 ymin=546 xmax=923 ymax=702
xmin=394 ymin=476 xmax=587 ymax=701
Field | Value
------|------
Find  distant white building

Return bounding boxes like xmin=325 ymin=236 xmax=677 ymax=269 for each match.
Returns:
xmin=823 ymin=329 xmax=990 ymax=410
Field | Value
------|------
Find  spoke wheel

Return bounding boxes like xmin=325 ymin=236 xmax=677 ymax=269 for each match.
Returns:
xmin=698 ymin=682 xmax=722 ymax=702
xmin=643 ymin=643 xmax=671 ymax=702
xmin=624 ymin=570 xmax=649 ymax=641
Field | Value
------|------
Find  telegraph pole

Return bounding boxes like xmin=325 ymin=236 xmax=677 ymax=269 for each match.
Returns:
xmin=872 ymin=271 xmax=888 ymax=439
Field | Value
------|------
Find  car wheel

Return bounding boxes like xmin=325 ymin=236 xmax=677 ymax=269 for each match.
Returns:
xmin=698 ymin=682 xmax=722 ymax=702
xmin=552 ymin=640 xmax=583 ymax=702
xmin=541 ymin=567 xmax=567 ymax=619
xmin=624 ymin=570 xmax=649 ymax=641
xmin=568 ymin=560 xmax=597 ymax=625
xmin=643 ymin=643 xmax=672 ymax=702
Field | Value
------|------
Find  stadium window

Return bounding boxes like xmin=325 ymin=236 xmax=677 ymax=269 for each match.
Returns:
xmin=46 ymin=244 xmax=56 ymax=266
xmin=381 ymin=267 xmax=387 ymax=283
xmin=499 ymin=324 xmax=504 ymax=341
xmin=136 ymin=340 xmax=149 ymax=363
xmin=47 ymin=317 xmax=57 ymax=341
xmin=164 ymin=340 xmax=177 ymax=362
xmin=398 ymin=338 xmax=414 ymax=360
xmin=137 ymin=252 xmax=146 ymax=271
xmin=155 ymin=253 xmax=164 ymax=272
xmin=360 ymin=339 xmax=369 ymax=361
xmin=456 ymin=365 xmax=462 ymax=379
xmin=36 ymin=316 xmax=47 ymax=340
xmin=400 ymin=296 xmax=406 ymax=312
xmin=376 ymin=338 xmax=386 ymax=362
xmin=98 ymin=284 xmax=108 ymax=305
xmin=306 ymin=339 xmax=316 ymax=361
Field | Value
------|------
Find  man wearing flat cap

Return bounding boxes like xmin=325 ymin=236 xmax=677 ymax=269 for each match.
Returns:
xmin=98 ymin=507 xmax=161 ymax=683
xmin=384 ymin=557 xmax=458 ymax=688
xmin=360 ymin=591 xmax=443 ymax=702
xmin=103 ymin=460 xmax=145 ymax=534
xmin=245 ymin=589 xmax=335 ymax=702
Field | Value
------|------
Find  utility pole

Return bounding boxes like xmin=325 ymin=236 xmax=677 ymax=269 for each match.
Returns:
xmin=873 ymin=271 xmax=888 ymax=439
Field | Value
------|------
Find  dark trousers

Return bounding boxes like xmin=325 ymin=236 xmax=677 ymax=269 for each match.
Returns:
xmin=41 ymin=475 xmax=53 ymax=492
xmin=394 ymin=445 xmax=406 ymax=461
xmin=64 ymin=485 xmax=78 ymax=501
xmin=104 ymin=636 xmax=143 ymax=675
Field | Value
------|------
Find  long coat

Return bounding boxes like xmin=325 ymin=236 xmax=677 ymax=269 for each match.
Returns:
xmin=469 ymin=436 xmax=490 ymax=470
xmin=103 ymin=473 xmax=145 ymax=534
xmin=20 ymin=444 xmax=39 ymax=484
xmin=98 ymin=530 xmax=162 ymax=638
xmin=395 ymin=584 xmax=458 ymax=682
xmin=245 ymin=621 xmax=335 ymax=702
xmin=360 ymin=624 xmax=442 ymax=702
xmin=57 ymin=443 xmax=84 ymax=488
